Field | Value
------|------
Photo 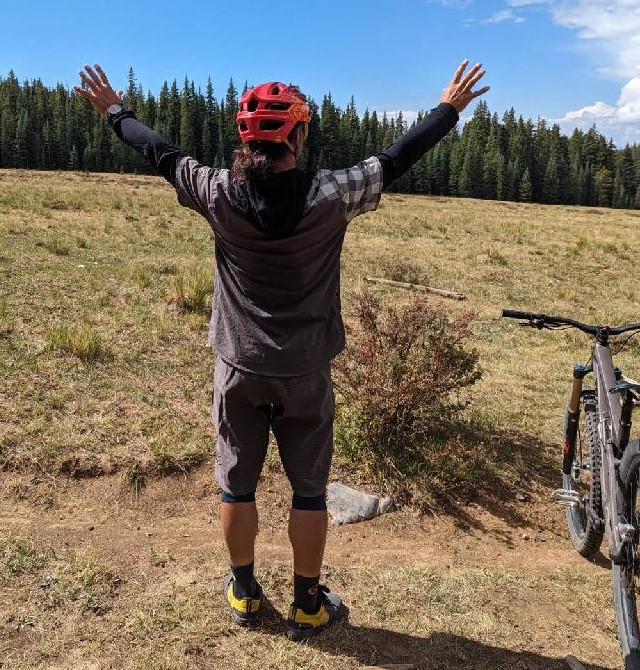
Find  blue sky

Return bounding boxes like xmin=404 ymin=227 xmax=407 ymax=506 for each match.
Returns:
xmin=2 ymin=0 xmax=639 ymax=146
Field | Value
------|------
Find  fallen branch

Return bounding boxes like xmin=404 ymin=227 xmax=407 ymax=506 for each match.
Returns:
xmin=365 ymin=277 xmax=465 ymax=301
xmin=565 ymin=656 xmax=587 ymax=670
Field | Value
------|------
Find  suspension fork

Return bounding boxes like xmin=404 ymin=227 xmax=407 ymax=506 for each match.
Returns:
xmin=563 ymin=364 xmax=589 ymax=476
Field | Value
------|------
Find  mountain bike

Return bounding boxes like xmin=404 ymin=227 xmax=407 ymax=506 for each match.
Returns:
xmin=502 ymin=309 xmax=640 ymax=670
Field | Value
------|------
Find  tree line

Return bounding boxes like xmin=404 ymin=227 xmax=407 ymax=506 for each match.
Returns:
xmin=1 ymin=69 xmax=639 ymax=209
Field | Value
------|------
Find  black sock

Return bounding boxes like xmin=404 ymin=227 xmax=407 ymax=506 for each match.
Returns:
xmin=231 ymin=561 xmax=255 ymax=599
xmin=294 ymin=573 xmax=320 ymax=614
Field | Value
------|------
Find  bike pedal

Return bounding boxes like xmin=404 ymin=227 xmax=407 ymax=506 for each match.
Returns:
xmin=552 ymin=488 xmax=581 ymax=507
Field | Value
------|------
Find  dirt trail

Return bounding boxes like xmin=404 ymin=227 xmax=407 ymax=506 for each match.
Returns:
xmin=1 ymin=468 xmax=589 ymax=574
xmin=0 ymin=468 xmax=621 ymax=669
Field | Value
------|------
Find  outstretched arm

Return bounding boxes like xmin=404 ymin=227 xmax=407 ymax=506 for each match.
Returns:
xmin=377 ymin=60 xmax=489 ymax=188
xmin=74 ymin=64 xmax=186 ymax=187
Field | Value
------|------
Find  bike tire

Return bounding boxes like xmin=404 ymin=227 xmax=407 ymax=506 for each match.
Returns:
xmin=564 ymin=389 xmax=605 ymax=557
xmin=613 ymin=438 xmax=640 ymax=669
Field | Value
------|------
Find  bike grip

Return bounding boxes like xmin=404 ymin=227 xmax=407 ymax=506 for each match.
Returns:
xmin=501 ymin=309 xmax=541 ymax=320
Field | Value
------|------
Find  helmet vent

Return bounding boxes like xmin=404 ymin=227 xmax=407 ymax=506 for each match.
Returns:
xmin=260 ymin=120 xmax=285 ymax=131
xmin=270 ymin=85 xmax=280 ymax=95
xmin=247 ymin=98 xmax=259 ymax=112
xmin=239 ymin=122 xmax=248 ymax=131
xmin=265 ymin=102 xmax=290 ymax=111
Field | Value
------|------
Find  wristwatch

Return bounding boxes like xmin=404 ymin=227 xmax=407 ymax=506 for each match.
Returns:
xmin=106 ymin=103 xmax=127 ymax=125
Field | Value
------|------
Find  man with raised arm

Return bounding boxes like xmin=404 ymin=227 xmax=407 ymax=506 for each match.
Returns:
xmin=75 ymin=61 xmax=488 ymax=640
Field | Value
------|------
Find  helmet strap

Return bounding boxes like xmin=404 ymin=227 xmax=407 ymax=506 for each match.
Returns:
xmin=285 ymin=123 xmax=309 ymax=159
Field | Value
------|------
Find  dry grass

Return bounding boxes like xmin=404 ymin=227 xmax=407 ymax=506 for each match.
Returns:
xmin=2 ymin=169 xmax=640 ymax=478
xmin=1 ymin=170 xmax=633 ymax=668
xmin=347 ymin=194 xmax=640 ymax=448
xmin=0 ymin=170 xmax=215 ymax=475
xmin=0 ymin=532 xmax=618 ymax=669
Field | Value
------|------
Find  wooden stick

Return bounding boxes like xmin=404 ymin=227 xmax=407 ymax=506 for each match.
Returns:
xmin=364 ymin=277 xmax=466 ymax=301
xmin=565 ymin=655 xmax=587 ymax=670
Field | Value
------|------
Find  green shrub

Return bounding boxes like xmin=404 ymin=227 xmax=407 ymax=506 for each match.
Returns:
xmin=378 ymin=256 xmax=423 ymax=284
xmin=333 ymin=290 xmax=482 ymax=508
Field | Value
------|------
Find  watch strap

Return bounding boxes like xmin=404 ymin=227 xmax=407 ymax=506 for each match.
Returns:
xmin=107 ymin=105 xmax=135 ymax=127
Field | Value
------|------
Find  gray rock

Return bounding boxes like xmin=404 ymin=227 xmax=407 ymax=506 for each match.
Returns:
xmin=326 ymin=482 xmax=394 ymax=525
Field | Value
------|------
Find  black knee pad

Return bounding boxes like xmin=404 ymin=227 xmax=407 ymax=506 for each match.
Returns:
xmin=292 ymin=493 xmax=327 ymax=511
xmin=220 ymin=490 xmax=256 ymax=503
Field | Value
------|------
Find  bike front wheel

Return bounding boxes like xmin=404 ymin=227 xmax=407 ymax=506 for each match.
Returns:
xmin=613 ymin=438 xmax=640 ymax=669
xmin=564 ymin=388 xmax=604 ymax=557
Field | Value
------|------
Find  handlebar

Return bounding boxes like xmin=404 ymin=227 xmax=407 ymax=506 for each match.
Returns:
xmin=501 ymin=309 xmax=640 ymax=337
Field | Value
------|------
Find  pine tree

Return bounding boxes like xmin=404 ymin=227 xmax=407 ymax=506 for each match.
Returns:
xmin=180 ymin=77 xmax=196 ymax=156
xmin=483 ymin=124 xmax=502 ymax=200
xmin=542 ymin=154 xmax=560 ymax=203
xmin=519 ymin=167 xmax=533 ymax=202
xmin=222 ymin=79 xmax=240 ymax=166
xmin=168 ymin=80 xmax=181 ymax=146
xmin=68 ymin=143 xmax=79 ymax=170
xmin=615 ymin=146 xmax=637 ymax=208
xmin=318 ymin=94 xmax=342 ymax=169
xmin=594 ymin=166 xmax=614 ymax=207
xmin=202 ymin=77 xmax=219 ymax=165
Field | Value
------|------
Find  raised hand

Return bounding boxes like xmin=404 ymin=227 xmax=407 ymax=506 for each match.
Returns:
xmin=74 ymin=64 xmax=123 ymax=116
xmin=440 ymin=60 xmax=490 ymax=114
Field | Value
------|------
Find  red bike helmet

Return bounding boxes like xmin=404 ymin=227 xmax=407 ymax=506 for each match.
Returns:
xmin=236 ymin=82 xmax=311 ymax=145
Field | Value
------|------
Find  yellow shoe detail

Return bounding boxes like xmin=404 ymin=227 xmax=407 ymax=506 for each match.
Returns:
xmin=226 ymin=582 xmax=261 ymax=615
xmin=288 ymin=603 xmax=330 ymax=626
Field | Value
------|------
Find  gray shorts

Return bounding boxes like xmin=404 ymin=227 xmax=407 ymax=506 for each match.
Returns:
xmin=212 ymin=357 xmax=335 ymax=498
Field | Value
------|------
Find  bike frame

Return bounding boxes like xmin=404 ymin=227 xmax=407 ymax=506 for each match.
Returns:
xmin=503 ymin=309 xmax=640 ymax=668
xmin=593 ymin=340 xmax=626 ymax=561
xmin=566 ymin=334 xmax=636 ymax=562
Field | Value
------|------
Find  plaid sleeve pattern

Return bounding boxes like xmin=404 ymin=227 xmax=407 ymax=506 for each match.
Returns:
xmin=312 ymin=156 xmax=383 ymax=223
xmin=174 ymin=156 xmax=225 ymax=219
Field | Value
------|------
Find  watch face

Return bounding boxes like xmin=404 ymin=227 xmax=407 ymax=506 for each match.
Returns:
xmin=108 ymin=104 xmax=124 ymax=115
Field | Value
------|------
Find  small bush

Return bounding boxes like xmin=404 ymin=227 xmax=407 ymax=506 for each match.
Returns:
xmin=38 ymin=238 xmax=71 ymax=256
xmin=378 ymin=256 xmax=423 ymax=284
xmin=333 ymin=290 xmax=483 ymax=509
xmin=48 ymin=324 xmax=111 ymax=362
xmin=168 ymin=265 xmax=213 ymax=316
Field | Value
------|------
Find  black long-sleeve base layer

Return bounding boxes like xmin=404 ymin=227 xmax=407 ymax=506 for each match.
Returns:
xmin=375 ymin=102 xmax=459 ymax=189
xmin=109 ymin=102 xmax=459 ymax=192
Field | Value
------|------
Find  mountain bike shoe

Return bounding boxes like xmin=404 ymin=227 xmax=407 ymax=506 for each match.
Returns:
xmin=224 ymin=572 xmax=263 ymax=625
xmin=286 ymin=586 xmax=343 ymax=641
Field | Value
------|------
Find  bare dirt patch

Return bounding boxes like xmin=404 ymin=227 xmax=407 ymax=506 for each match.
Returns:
xmin=1 ymin=467 xmax=621 ymax=670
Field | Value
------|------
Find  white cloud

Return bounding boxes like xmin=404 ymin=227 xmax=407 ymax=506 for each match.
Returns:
xmin=556 ymin=78 xmax=640 ymax=145
xmin=499 ymin=1 xmax=640 ymax=145
xmin=465 ymin=9 xmax=524 ymax=24
xmin=564 ymin=101 xmax=616 ymax=120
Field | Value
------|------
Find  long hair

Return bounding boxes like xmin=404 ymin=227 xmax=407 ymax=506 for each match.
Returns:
xmin=231 ymin=122 xmax=305 ymax=184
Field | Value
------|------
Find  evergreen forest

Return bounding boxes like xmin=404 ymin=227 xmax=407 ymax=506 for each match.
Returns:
xmin=2 ymin=69 xmax=639 ymax=209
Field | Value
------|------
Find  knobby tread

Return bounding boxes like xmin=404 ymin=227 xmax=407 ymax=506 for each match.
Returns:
xmin=613 ymin=439 xmax=640 ymax=668
xmin=565 ymin=390 xmax=604 ymax=557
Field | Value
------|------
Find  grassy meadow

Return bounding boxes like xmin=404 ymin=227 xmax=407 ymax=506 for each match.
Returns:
xmin=2 ymin=168 xmax=640 ymax=478
xmin=1 ymin=169 xmax=639 ymax=669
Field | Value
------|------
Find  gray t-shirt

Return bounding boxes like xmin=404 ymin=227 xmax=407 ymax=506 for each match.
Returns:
xmin=172 ymin=156 xmax=384 ymax=377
